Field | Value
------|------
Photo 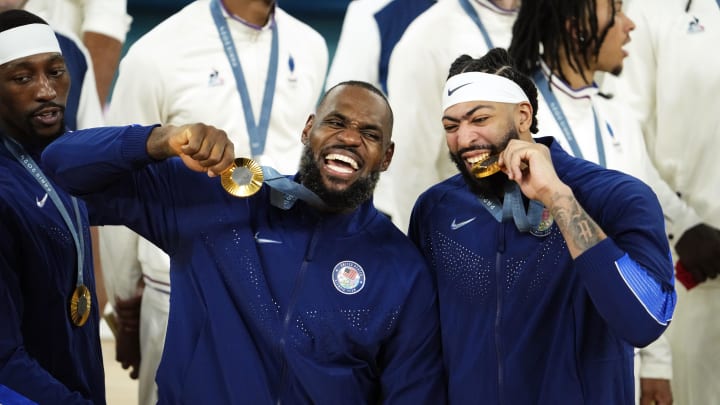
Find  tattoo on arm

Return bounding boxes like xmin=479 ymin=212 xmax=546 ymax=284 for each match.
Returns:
xmin=550 ymin=192 xmax=605 ymax=257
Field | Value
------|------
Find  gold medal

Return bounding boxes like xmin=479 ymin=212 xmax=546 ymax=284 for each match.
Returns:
xmin=221 ymin=157 xmax=264 ymax=197
xmin=471 ymin=154 xmax=502 ymax=178
xmin=69 ymin=284 xmax=91 ymax=327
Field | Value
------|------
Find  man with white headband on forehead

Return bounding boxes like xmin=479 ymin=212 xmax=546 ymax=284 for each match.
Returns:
xmin=408 ymin=48 xmax=677 ymax=403
xmin=0 ymin=9 xmax=231 ymax=404
xmin=0 ymin=9 xmax=105 ymax=404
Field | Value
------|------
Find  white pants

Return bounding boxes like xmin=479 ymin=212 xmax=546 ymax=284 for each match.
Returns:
xmin=138 ymin=285 xmax=169 ymax=405
xmin=666 ymin=279 xmax=720 ymax=405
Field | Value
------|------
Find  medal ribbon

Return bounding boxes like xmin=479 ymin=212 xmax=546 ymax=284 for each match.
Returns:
xmin=261 ymin=166 xmax=326 ymax=210
xmin=458 ymin=0 xmax=495 ymax=49
xmin=478 ymin=182 xmax=544 ymax=232
xmin=2 ymin=137 xmax=85 ymax=285
xmin=533 ymin=69 xmax=606 ymax=168
xmin=210 ymin=0 xmax=278 ymax=157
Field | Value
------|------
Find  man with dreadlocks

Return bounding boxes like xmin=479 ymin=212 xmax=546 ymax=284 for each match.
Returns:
xmin=507 ymin=0 xmax=700 ymax=403
xmin=409 ymin=47 xmax=677 ymax=403
xmin=608 ymin=0 xmax=720 ymax=403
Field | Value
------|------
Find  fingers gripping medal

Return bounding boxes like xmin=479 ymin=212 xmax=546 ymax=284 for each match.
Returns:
xmin=221 ymin=157 xmax=264 ymax=197
xmin=70 ymin=284 xmax=91 ymax=326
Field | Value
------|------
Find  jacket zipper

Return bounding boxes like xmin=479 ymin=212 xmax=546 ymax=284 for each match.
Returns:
xmin=275 ymin=220 xmax=322 ymax=404
xmin=495 ymin=222 xmax=506 ymax=404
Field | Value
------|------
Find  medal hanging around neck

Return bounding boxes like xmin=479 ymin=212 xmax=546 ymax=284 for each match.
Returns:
xmin=1 ymin=137 xmax=90 ymax=326
xmin=70 ymin=284 xmax=91 ymax=326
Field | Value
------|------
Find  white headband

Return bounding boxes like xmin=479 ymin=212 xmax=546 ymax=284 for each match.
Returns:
xmin=0 ymin=23 xmax=61 ymax=66
xmin=442 ymin=71 xmax=529 ymax=111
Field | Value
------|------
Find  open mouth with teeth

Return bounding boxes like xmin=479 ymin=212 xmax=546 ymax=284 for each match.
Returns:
xmin=324 ymin=153 xmax=359 ymax=175
xmin=468 ymin=153 xmax=501 ymax=178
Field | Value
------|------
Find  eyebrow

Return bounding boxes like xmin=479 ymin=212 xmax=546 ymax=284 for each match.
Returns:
xmin=326 ymin=111 xmax=384 ymax=132
xmin=2 ymin=53 xmax=65 ymax=70
xmin=441 ymin=104 xmax=495 ymax=122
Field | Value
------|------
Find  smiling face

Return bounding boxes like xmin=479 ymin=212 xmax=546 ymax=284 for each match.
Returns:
xmin=442 ymin=100 xmax=531 ymax=171
xmin=442 ymin=99 xmax=532 ymax=193
xmin=0 ymin=52 xmax=68 ymax=146
xmin=300 ymin=83 xmax=394 ymax=211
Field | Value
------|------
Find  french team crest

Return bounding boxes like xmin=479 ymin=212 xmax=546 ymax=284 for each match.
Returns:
xmin=530 ymin=208 xmax=554 ymax=237
xmin=332 ymin=261 xmax=366 ymax=295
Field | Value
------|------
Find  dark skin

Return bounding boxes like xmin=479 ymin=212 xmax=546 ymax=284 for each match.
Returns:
xmin=676 ymin=223 xmax=720 ymax=284
xmin=299 ymin=84 xmax=394 ymax=213
xmin=145 ymin=83 xmax=395 ymax=207
xmin=0 ymin=52 xmax=68 ymax=146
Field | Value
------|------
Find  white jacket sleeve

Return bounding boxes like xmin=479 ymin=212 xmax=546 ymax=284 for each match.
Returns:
xmin=638 ymin=334 xmax=673 ymax=380
xmin=81 ymin=0 xmax=132 ymax=42
xmin=386 ymin=34 xmax=452 ymax=231
xmin=98 ymin=225 xmax=143 ymax=305
xmin=325 ymin=0 xmax=383 ymax=91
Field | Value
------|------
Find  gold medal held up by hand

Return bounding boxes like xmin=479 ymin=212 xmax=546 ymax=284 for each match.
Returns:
xmin=221 ymin=157 xmax=264 ymax=197
xmin=70 ymin=284 xmax=91 ymax=326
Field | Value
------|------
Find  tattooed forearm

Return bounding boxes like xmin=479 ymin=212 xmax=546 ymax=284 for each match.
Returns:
xmin=550 ymin=191 xmax=606 ymax=258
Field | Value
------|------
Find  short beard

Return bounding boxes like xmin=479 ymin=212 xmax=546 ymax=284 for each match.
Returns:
xmin=25 ymin=103 xmax=66 ymax=148
xmin=298 ymin=146 xmax=380 ymax=212
xmin=449 ymin=126 xmax=519 ymax=197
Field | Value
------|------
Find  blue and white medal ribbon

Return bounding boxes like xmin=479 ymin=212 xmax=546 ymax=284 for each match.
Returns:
xmin=210 ymin=0 xmax=278 ymax=157
xmin=2 ymin=136 xmax=90 ymax=326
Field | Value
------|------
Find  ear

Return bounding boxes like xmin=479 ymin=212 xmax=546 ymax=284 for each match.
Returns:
xmin=301 ymin=114 xmax=315 ymax=144
xmin=566 ymin=17 xmax=587 ymax=46
xmin=380 ymin=141 xmax=395 ymax=172
xmin=516 ymin=102 xmax=533 ymax=134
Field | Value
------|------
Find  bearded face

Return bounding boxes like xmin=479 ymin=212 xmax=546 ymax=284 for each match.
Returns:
xmin=449 ymin=125 xmax=519 ymax=196
xmin=298 ymin=145 xmax=381 ymax=212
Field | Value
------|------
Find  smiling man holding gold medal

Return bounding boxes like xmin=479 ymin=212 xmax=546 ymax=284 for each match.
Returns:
xmin=408 ymin=48 xmax=677 ymax=404
xmin=42 ymin=80 xmax=446 ymax=403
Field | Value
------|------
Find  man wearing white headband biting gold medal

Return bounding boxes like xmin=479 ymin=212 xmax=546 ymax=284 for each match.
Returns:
xmin=0 ymin=9 xmax=105 ymax=404
xmin=408 ymin=48 xmax=677 ymax=404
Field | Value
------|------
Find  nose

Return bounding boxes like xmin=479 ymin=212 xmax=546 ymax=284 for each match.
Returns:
xmin=455 ymin=121 xmax=478 ymax=148
xmin=336 ymin=123 xmax=363 ymax=145
xmin=622 ymin=11 xmax=635 ymax=32
xmin=35 ymin=74 xmax=57 ymax=101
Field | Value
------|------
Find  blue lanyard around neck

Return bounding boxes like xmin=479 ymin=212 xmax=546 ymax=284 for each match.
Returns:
xmin=532 ymin=69 xmax=606 ymax=168
xmin=457 ymin=0 xmax=495 ymax=49
xmin=2 ymin=137 xmax=85 ymax=286
xmin=261 ymin=166 xmax=326 ymax=210
xmin=210 ymin=0 xmax=278 ymax=157
xmin=478 ymin=182 xmax=544 ymax=232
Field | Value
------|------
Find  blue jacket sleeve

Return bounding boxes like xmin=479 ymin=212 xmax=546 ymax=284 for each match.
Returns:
xmin=42 ymin=125 xmax=180 ymax=254
xmin=575 ymin=178 xmax=676 ymax=348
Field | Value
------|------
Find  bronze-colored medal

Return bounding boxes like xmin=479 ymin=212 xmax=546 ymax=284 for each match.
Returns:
xmin=221 ymin=157 xmax=264 ymax=197
xmin=471 ymin=154 xmax=502 ymax=178
xmin=70 ymin=284 xmax=91 ymax=327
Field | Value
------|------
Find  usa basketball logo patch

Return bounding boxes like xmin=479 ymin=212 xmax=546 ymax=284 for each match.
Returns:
xmin=332 ymin=261 xmax=366 ymax=295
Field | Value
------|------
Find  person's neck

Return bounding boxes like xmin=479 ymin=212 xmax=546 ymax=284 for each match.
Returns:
xmin=222 ymin=0 xmax=273 ymax=27
xmin=546 ymin=54 xmax=595 ymax=90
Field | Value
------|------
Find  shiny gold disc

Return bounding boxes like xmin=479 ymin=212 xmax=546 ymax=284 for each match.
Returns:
xmin=471 ymin=154 xmax=502 ymax=178
xmin=70 ymin=284 xmax=91 ymax=327
xmin=221 ymin=157 xmax=264 ymax=197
